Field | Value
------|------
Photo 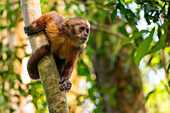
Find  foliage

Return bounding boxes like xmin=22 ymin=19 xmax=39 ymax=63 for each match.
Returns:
xmin=0 ymin=0 xmax=170 ymax=113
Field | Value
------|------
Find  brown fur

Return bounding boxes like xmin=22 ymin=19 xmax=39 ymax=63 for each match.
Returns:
xmin=27 ymin=45 xmax=51 ymax=79
xmin=24 ymin=11 xmax=90 ymax=92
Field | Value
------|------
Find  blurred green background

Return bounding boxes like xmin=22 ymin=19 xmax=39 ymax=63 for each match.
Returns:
xmin=0 ymin=0 xmax=170 ymax=113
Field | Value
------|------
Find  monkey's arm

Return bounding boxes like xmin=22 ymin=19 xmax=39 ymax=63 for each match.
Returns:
xmin=27 ymin=45 xmax=51 ymax=79
xmin=24 ymin=11 xmax=64 ymax=35
xmin=59 ymin=61 xmax=75 ymax=92
xmin=59 ymin=47 xmax=84 ymax=86
xmin=24 ymin=13 xmax=48 ymax=35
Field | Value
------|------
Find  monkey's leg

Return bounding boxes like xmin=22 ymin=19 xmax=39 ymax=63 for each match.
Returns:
xmin=27 ymin=45 xmax=51 ymax=79
xmin=24 ymin=12 xmax=51 ymax=35
xmin=59 ymin=62 xmax=73 ymax=92
xmin=24 ymin=11 xmax=63 ymax=36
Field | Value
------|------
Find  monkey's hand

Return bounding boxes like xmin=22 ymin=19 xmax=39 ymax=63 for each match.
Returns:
xmin=58 ymin=62 xmax=74 ymax=92
xmin=59 ymin=77 xmax=72 ymax=92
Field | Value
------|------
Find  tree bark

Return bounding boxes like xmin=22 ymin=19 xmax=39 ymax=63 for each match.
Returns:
xmin=20 ymin=0 xmax=69 ymax=112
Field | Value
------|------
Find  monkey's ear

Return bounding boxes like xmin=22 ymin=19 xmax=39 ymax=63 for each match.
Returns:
xmin=62 ymin=24 xmax=68 ymax=33
xmin=63 ymin=19 xmax=70 ymax=27
xmin=62 ymin=21 xmax=69 ymax=32
xmin=64 ymin=23 xmax=69 ymax=28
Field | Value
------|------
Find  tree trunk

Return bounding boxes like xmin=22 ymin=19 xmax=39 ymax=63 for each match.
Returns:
xmin=20 ymin=0 xmax=69 ymax=112
xmin=92 ymin=45 xmax=146 ymax=113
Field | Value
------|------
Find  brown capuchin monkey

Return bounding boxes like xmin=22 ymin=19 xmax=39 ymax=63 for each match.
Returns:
xmin=24 ymin=11 xmax=90 ymax=92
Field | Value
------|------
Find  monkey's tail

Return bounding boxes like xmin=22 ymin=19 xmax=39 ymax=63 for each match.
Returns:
xmin=27 ymin=45 xmax=51 ymax=79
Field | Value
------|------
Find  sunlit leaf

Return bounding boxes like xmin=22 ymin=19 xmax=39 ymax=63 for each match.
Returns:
xmin=150 ymin=33 xmax=166 ymax=53
xmin=145 ymin=89 xmax=155 ymax=102
xmin=120 ymin=30 xmax=149 ymax=45
xmin=135 ymin=27 xmax=155 ymax=66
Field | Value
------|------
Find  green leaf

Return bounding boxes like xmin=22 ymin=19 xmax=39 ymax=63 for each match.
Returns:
xmin=111 ymin=9 xmax=117 ymax=21
xmin=10 ymin=108 xmax=15 ymax=112
xmin=120 ymin=30 xmax=149 ymax=45
xmin=125 ymin=9 xmax=136 ymax=25
xmin=144 ymin=14 xmax=151 ymax=25
xmin=145 ymin=4 xmax=151 ymax=14
xmin=0 ymin=26 xmax=7 ymax=29
xmin=119 ymin=26 xmax=129 ymax=37
xmin=117 ymin=3 xmax=126 ymax=14
xmin=108 ymin=87 xmax=117 ymax=95
xmin=157 ymin=25 xmax=162 ymax=38
xmin=104 ymin=2 xmax=116 ymax=7
xmin=0 ymin=9 xmax=4 ymax=15
xmin=167 ymin=64 xmax=170 ymax=73
xmin=150 ymin=33 xmax=166 ymax=53
xmin=135 ymin=27 xmax=155 ymax=66
xmin=145 ymin=89 xmax=155 ymax=102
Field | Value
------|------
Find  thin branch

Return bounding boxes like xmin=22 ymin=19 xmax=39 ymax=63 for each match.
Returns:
xmin=91 ymin=25 xmax=126 ymax=39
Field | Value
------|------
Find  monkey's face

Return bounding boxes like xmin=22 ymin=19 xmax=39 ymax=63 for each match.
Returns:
xmin=73 ymin=24 xmax=90 ymax=43
xmin=63 ymin=17 xmax=90 ymax=45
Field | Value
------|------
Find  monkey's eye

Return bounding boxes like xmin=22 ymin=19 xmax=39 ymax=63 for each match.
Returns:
xmin=86 ymin=29 xmax=89 ymax=33
xmin=80 ymin=27 xmax=85 ymax=31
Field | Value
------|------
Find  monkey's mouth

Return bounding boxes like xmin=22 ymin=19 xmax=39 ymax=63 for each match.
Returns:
xmin=80 ymin=37 xmax=87 ymax=40
xmin=80 ymin=37 xmax=88 ymax=43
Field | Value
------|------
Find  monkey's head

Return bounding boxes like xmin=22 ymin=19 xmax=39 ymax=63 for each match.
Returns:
xmin=63 ymin=17 xmax=90 ymax=46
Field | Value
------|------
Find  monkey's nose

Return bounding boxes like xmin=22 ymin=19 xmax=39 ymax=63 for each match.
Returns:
xmin=84 ymin=32 xmax=88 ymax=36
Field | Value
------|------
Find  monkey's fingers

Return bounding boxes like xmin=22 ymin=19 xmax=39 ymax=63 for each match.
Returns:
xmin=59 ymin=77 xmax=65 ymax=84
xmin=65 ymin=82 xmax=72 ymax=92
xmin=59 ymin=80 xmax=72 ymax=92
xmin=59 ymin=82 xmax=66 ymax=91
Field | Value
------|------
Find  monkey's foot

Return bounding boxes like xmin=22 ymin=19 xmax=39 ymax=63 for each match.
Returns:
xmin=24 ymin=25 xmax=35 ymax=35
xmin=59 ymin=78 xmax=72 ymax=92
xmin=24 ymin=23 xmax=45 ymax=36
